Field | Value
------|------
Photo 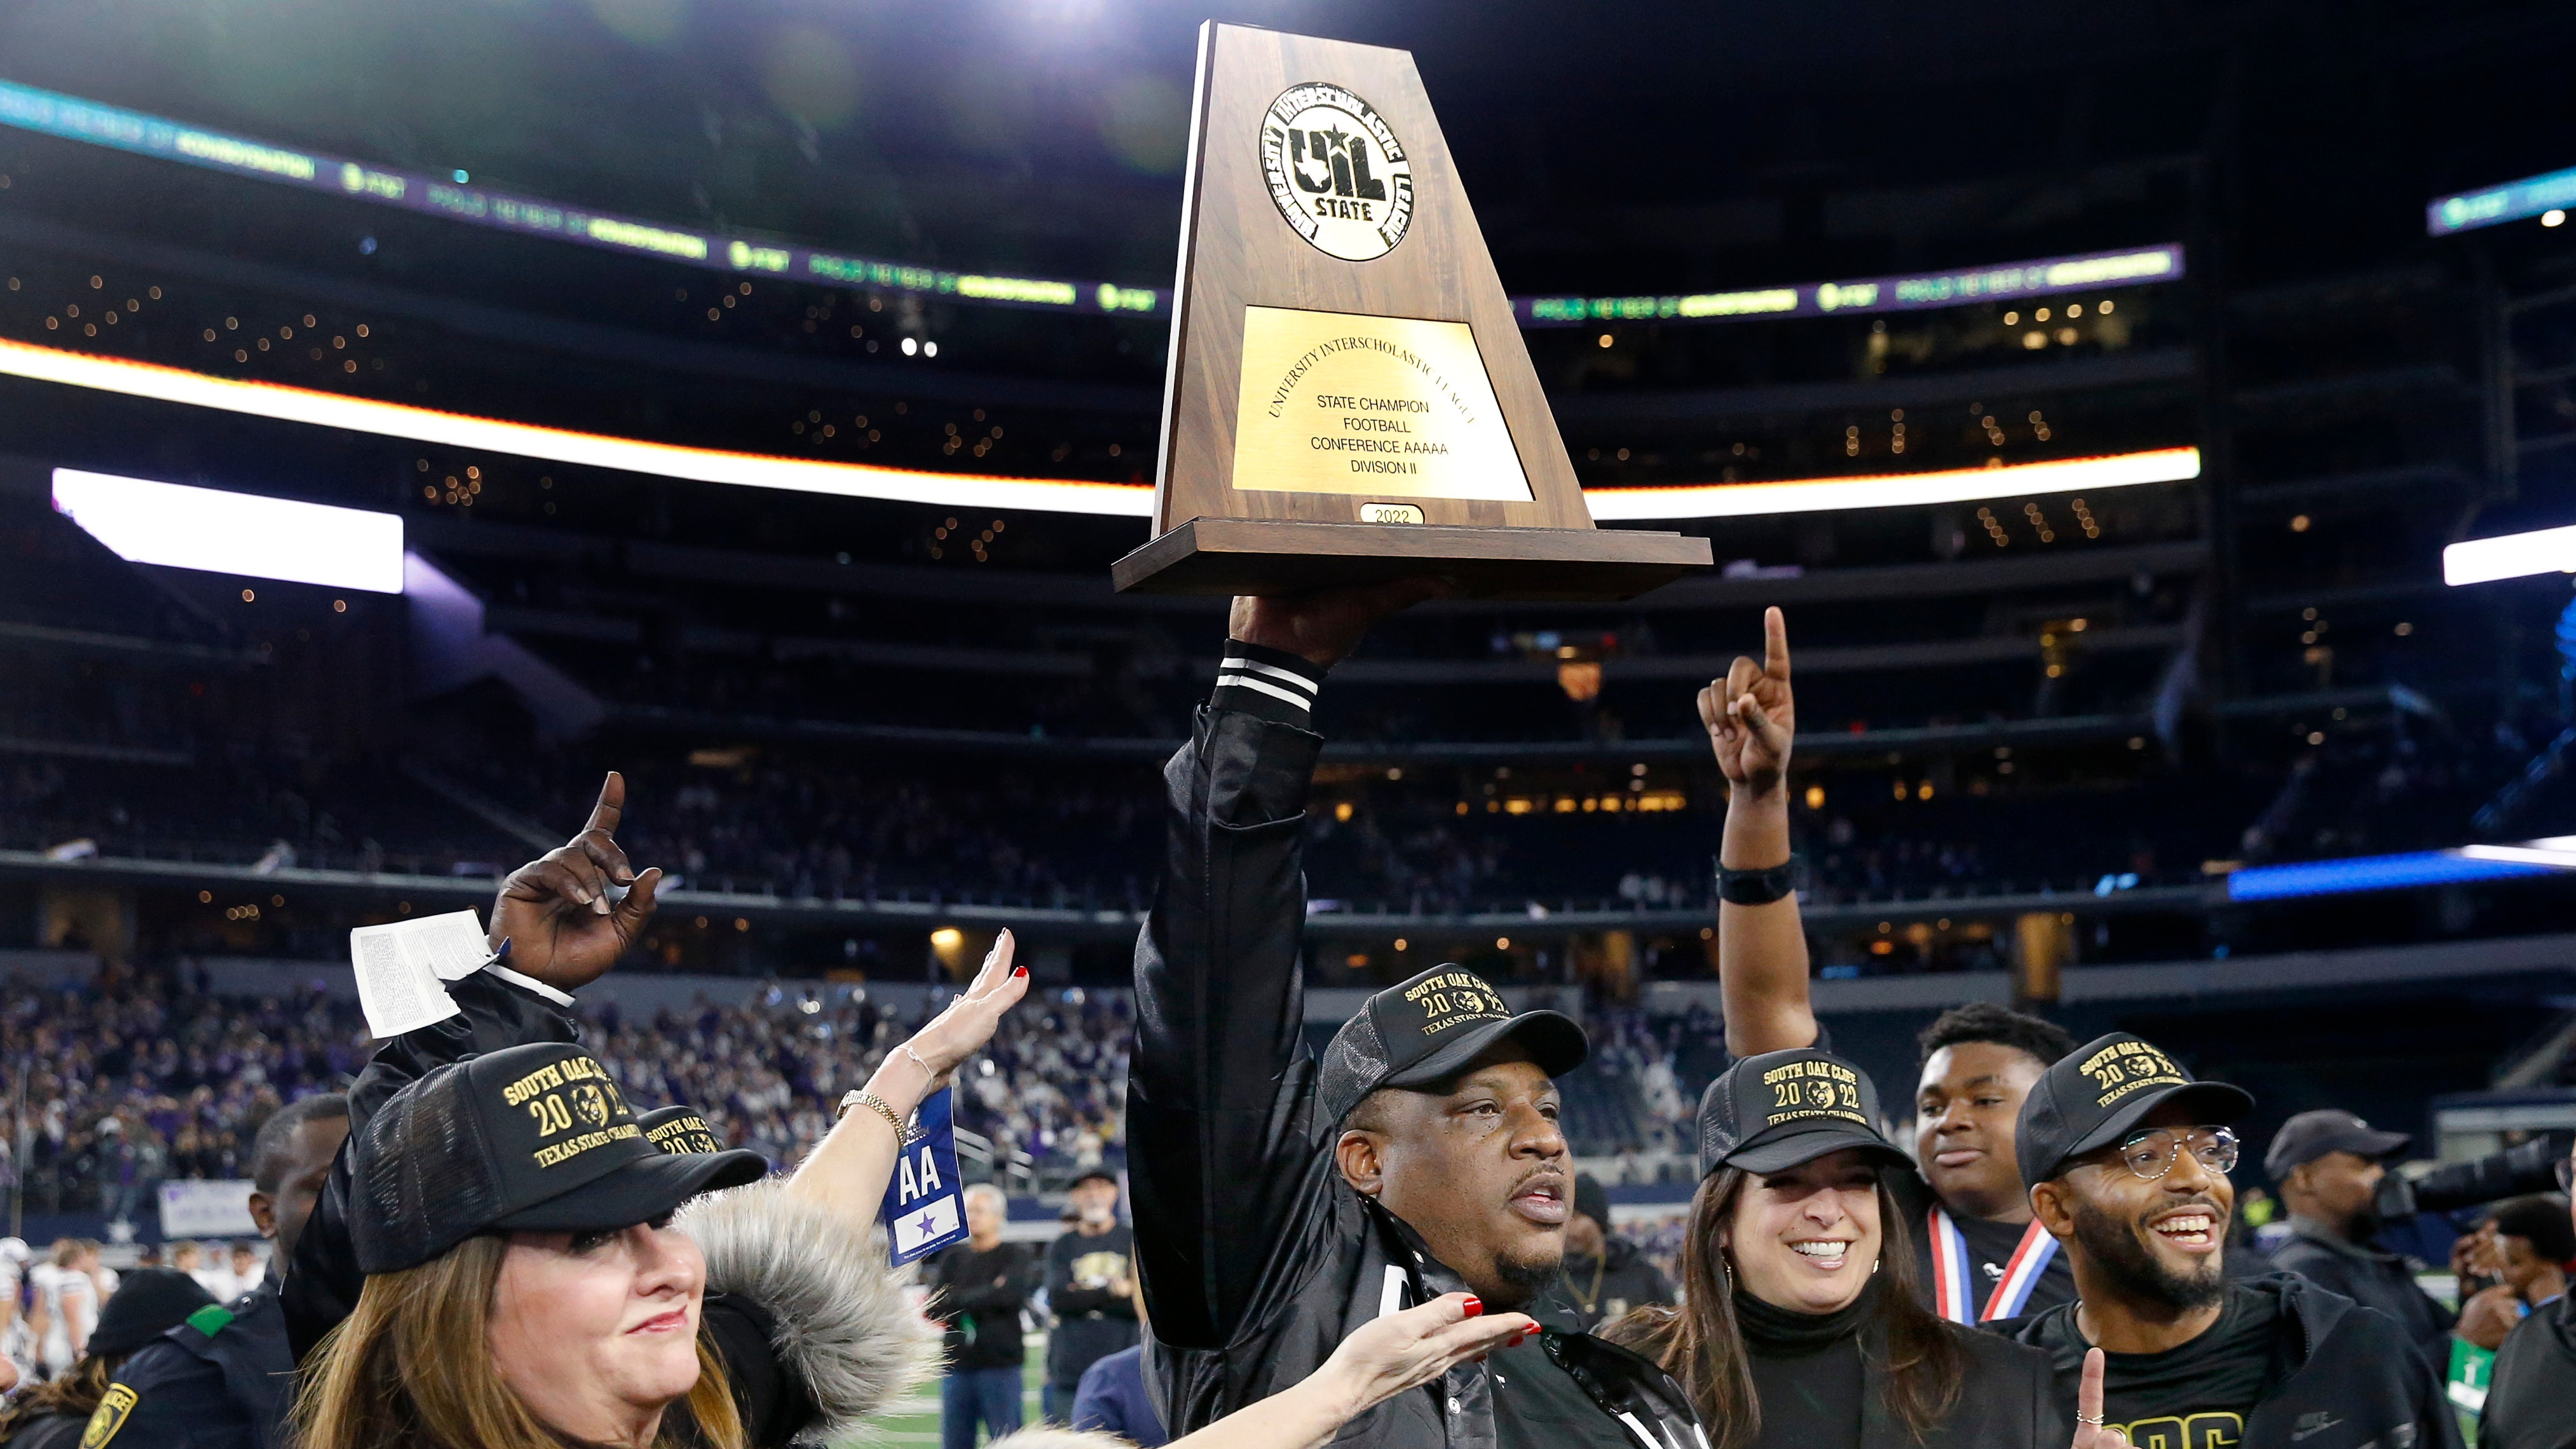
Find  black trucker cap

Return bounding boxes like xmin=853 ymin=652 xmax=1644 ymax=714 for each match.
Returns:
xmin=1696 ymin=1046 xmax=1910 ymax=1178
xmin=1317 ymin=965 xmax=1588 ymax=1129
xmin=2263 ymin=1108 xmax=2410 ymax=1180
xmin=638 ymin=1105 xmax=726 ymax=1157
xmin=2016 ymin=1032 xmax=2255 ymax=1188
xmin=349 ymin=1042 xmax=767 ymax=1274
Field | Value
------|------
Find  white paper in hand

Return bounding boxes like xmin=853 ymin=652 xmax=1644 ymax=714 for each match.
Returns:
xmin=349 ymin=909 xmax=486 ymax=1038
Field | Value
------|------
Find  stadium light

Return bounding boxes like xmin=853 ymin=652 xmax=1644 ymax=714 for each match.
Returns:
xmin=2457 ymin=836 xmax=2576 ymax=868
xmin=1584 ymin=447 xmax=2202 ymax=521
xmin=2442 ymin=522 xmax=2576 ymax=586
xmin=50 ymin=467 xmax=405 ymax=592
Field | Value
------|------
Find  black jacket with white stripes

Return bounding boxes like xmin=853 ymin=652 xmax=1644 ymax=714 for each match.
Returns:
xmin=1128 ymin=641 xmax=1708 ymax=1449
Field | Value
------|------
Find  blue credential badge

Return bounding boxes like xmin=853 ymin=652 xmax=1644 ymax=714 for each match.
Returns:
xmin=883 ymin=1086 xmax=969 ymax=1266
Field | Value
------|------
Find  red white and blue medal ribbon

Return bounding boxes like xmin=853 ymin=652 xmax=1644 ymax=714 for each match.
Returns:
xmin=1926 ymin=1204 xmax=2057 ymax=1323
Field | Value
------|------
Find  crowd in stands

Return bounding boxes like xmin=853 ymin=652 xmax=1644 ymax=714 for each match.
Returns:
xmin=0 ymin=976 xmax=351 ymax=1218
xmin=579 ymin=984 xmax=1133 ymax=1186
xmin=0 ymin=967 xmax=1742 ymax=1219
xmin=10 ymin=598 xmax=2554 ymax=934
xmin=0 ymin=970 xmax=1143 ymax=1216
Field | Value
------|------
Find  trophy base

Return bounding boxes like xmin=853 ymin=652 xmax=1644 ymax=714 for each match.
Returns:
xmin=1112 ymin=518 xmax=1712 ymax=601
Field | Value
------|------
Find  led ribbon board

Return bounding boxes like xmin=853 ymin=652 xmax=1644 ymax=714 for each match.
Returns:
xmin=1587 ymin=447 xmax=2203 ymax=520
xmin=0 ymin=79 xmax=1164 ymax=318
xmin=3 ymin=73 xmax=2184 ymax=334
xmin=51 ymin=466 xmax=406 ymax=592
xmin=1514 ymin=245 xmax=2184 ymax=328
xmin=2427 ymin=163 xmax=2576 ymax=236
xmin=5 ymin=339 xmax=1154 ymax=516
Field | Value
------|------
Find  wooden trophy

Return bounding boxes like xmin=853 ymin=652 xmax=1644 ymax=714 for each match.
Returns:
xmin=1111 ymin=22 xmax=1711 ymax=601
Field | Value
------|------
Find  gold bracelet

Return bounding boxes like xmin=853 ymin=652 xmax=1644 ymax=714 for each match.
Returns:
xmin=838 ymin=1090 xmax=913 ymax=1144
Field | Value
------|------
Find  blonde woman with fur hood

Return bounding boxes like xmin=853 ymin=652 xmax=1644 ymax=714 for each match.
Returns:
xmin=292 ymin=929 xmax=1530 ymax=1449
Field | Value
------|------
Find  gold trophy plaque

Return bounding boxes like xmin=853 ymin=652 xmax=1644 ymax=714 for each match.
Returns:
xmin=1110 ymin=22 xmax=1712 ymax=601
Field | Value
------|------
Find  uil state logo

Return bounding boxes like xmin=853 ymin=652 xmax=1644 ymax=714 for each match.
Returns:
xmin=1260 ymin=82 xmax=1414 ymax=261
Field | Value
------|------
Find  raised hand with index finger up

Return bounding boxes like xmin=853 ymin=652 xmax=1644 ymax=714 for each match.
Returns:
xmin=1699 ymin=604 xmax=1796 ymax=796
xmin=485 ymin=771 xmax=663 ymax=993
xmin=2072 ymin=1349 xmax=2134 ymax=1449
xmin=1704 ymin=606 xmax=1816 ymax=1056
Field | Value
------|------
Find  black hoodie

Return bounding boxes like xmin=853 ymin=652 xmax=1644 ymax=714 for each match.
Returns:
xmin=1129 ymin=666 xmax=1708 ymax=1449
xmin=2480 ymin=1289 xmax=2576 ymax=1449
xmin=2001 ymin=1273 xmax=2463 ymax=1449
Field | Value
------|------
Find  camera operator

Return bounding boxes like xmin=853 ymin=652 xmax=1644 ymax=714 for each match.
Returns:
xmin=2263 ymin=1110 xmax=2455 ymax=1366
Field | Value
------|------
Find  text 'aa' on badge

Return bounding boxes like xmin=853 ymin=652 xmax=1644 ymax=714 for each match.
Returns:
xmin=882 ymin=1085 xmax=971 ymax=1267
xmin=1260 ymin=82 xmax=1414 ymax=261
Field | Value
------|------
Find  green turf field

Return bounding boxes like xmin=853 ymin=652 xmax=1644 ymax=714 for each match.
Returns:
xmin=841 ymin=1333 xmax=1051 ymax=1447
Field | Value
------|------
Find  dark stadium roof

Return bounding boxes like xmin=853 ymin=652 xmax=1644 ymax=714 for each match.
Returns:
xmin=4 ymin=0 xmax=2570 ymax=301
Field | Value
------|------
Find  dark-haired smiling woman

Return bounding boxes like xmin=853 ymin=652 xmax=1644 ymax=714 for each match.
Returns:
xmin=1605 ymin=1047 xmax=2134 ymax=1449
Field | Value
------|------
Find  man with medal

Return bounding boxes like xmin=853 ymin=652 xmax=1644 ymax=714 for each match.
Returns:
xmin=1703 ymin=608 xmax=2077 ymax=1326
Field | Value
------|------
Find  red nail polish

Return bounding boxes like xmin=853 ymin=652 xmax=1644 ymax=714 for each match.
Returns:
xmin=1013 ymin=965 xmax=1028 ymax=978
xmin=1461 ymin=1295 xmax=1482 ymax=1317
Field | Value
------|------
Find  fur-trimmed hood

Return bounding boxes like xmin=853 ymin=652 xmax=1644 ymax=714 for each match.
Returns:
xmin=677 ymin=1177 xmax=940 ymax=1442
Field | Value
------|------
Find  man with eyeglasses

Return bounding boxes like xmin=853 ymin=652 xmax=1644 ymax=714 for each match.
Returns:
xmin=1998 ymin=1033 xmax=2458 ymax=1449
xmin=2474 ymin=1143 xmax=2576 ymax=1449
